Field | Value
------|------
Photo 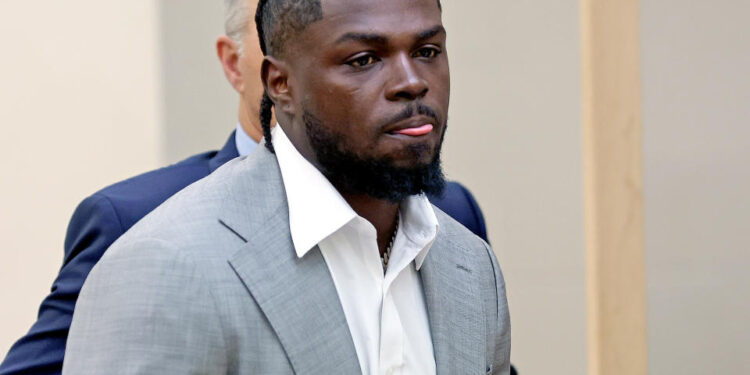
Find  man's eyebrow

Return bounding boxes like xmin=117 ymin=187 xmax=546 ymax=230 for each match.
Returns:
xmin=334 ymin=32 xmax=388 ymax=46
xmin=416 ymin=25 xmax=446 ymax=42
xmin=334 ymin=25 xmax=446 ymax=46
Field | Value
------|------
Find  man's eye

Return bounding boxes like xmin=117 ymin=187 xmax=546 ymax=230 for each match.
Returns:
xmin=347 ymin=55 xmax=378 ymax=68
xmin=414 ymin=47 xmax=441 ymax=59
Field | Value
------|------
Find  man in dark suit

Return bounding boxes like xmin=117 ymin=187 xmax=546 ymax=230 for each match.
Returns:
xmin=0 ymin=0 xmax=501 ymax=374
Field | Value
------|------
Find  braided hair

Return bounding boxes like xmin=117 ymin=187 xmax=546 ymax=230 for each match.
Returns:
xmin=255 ymin=0 xmax=274 ymax=153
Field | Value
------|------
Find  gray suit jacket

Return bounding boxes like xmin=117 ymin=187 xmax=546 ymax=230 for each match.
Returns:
xmin=63 ymin=146 xmax=511 ymax=375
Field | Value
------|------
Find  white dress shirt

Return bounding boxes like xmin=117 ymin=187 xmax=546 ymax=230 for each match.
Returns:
xmin=272 ymin=125 xmax=438 ymax=375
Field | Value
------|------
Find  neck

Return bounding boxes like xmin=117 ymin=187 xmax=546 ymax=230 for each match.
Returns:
xmin=238 ymin=99 xmax=264 ymax=142
xmin=342 ymin=193 xmax=399 ymax=256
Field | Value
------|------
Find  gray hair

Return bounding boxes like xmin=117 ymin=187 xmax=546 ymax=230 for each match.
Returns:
xmin=224 ymin=0 xmax=251 ymax=54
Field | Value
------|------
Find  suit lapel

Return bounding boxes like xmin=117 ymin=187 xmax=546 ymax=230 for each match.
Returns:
xmin=421 ymin=232 xmax=488 ymax=374
xmin=220 ymin=147 xmax=360 ymax=375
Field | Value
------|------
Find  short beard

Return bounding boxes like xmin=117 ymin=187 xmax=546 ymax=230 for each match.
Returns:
xmin=303 ymin=110 xmax=446 ymax=203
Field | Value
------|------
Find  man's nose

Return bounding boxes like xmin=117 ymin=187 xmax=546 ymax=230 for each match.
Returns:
xmin=385 ymin=54 xmax=429 ymax=101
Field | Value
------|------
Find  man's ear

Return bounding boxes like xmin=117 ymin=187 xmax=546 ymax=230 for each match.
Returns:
xmin=261 ymin=56 xmax=294 ymax=114
xmin=216 ymin=35 xmax=244 ymax=93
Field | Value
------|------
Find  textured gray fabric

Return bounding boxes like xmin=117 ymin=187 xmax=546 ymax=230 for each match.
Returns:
xmin=63 ymin=146 xmax=510 ymax=374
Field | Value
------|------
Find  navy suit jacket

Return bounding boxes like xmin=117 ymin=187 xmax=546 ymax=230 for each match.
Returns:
xmin=0 ymin=133 xmax=490 ymax=375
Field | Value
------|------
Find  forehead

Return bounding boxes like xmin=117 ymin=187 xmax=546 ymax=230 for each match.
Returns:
xmin=312 ymin=0 xmax=443 ymax=43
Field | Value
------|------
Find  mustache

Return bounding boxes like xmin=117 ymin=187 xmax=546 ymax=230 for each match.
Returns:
xmin=378 ymin=102 xmax=441 ymax=130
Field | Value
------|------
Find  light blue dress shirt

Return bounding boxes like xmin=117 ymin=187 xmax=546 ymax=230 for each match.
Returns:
xmin=234 ymin=123 xmax=258 ymax=156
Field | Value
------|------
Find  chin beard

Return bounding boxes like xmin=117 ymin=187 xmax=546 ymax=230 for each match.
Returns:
xmin=303 ymin=110 xmax=446 ymax=203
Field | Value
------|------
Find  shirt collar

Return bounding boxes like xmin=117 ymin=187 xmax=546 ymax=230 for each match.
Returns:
xmin=235 ymin=123 xmax=258 ymax=157
xmin=400 ymin=195 xmax=439 ymax=270
xmin=272 ymin=125 xmax=357 ymax=258
xmin=272 ymin=125 xmax=440 ymax=264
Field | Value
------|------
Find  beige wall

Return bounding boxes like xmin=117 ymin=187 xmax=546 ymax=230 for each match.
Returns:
xmin=642 ymin=1 xmax=750 ymax=373
xmin=0 ymin=1 xmax=163 ymax=355
xmin=442 ymin=2 xmax=586 ymax=374
xmin=158 ymin=0 xmax=237 ymax=163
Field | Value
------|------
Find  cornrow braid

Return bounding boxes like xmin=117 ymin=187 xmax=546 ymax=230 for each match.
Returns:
xmin=259 ymin=92 xmax=275 ymax=153
xmin=255 ymin=0 xmax=273 ymax=152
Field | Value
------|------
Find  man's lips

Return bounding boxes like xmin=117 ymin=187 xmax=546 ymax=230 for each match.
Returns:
xmin=393 ymin=124 xmax=434 ymax=136
xmin=385 ymin=115 xmax=437 ymax=137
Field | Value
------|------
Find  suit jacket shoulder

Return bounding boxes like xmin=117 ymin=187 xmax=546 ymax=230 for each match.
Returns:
xmin=64 ymin=151 xmax=295 ymax=374
xmin=427 ymin=208 xmax=511 ymax=374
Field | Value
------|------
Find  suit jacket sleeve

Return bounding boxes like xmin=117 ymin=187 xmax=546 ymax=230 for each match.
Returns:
xmin=0 ymin=194 xmax=125 ymax=375
xmin=62 ymin=239 xmax=227 ymax=374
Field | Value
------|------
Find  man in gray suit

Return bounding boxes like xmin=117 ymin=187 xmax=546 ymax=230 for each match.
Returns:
xmin=63 ymin=0 xmax=511 ymax=373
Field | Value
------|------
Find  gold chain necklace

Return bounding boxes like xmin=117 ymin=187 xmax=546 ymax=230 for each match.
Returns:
xmin=381 ymin=214 xmax=400 ymax=272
